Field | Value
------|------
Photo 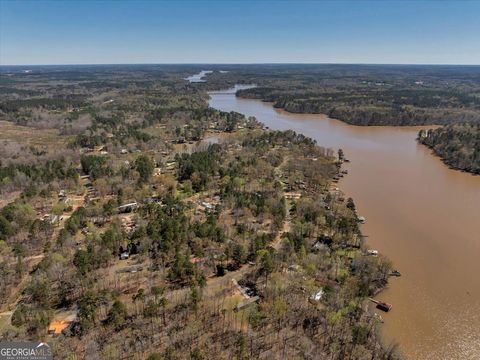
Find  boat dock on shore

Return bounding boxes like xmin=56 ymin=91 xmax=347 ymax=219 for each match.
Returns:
xmin=369 ymin=298 xmax=393 ymax=312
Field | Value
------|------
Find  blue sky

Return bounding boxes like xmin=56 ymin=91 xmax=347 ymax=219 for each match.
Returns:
xmin=1 ymin=0 xmax=479 ymax=65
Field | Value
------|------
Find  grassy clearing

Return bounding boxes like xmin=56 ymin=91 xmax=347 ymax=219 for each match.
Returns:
xmin=0 ymin=120 xmax=72 ymax=148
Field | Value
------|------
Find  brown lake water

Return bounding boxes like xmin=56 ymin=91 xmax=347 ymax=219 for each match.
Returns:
xmin=209 ymin=88 xmax=480 ymax=360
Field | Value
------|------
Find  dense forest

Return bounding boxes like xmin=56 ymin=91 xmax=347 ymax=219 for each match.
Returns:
xmin=0 ymin=65 xmax=400 ymax=359
xmin=418 ymin=123 xmax=480 ymax=174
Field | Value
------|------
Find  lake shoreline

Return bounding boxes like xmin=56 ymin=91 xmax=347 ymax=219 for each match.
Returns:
xmin=232 ymin=90 xmax=479 ymax=177
xmin=208 ymin=85 xmax=398 ymax=351
xmin=208 ymin=85 xmax=480 ymax=360
xmin=235 ymin=92 xmax=446 ymax=128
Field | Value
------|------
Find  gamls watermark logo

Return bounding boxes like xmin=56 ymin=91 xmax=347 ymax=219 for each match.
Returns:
xmin=0 ymin=342 xmax=52 ymax=360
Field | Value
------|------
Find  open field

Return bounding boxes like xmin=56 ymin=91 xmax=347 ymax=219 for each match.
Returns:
xmin=0 ymin=120 xmax=72 ymax=148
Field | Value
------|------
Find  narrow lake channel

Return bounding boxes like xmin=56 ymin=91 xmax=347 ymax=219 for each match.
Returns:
xmin=208 ymin=86 xmax=480 ymax=360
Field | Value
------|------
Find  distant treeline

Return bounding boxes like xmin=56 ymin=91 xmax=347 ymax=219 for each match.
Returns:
xmin=194 ymin=64 xmax=480 ymax=126
xmin=0 ymin=96 xmax=86 ymax=113
xmin=237 ymin=87 xmax=480 ymax=126
xmin=418 ymin=123 xmax=480 ymax=174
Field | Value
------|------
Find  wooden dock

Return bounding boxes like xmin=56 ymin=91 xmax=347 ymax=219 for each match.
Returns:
xmin=369 ymin=298 xmax=392 ymax=312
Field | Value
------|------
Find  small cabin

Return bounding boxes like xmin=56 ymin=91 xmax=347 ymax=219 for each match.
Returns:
xmin=48 ymin=320 xmax=72 ymax=336
xmin=118 ymin=202 xmax=138 ymax=213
